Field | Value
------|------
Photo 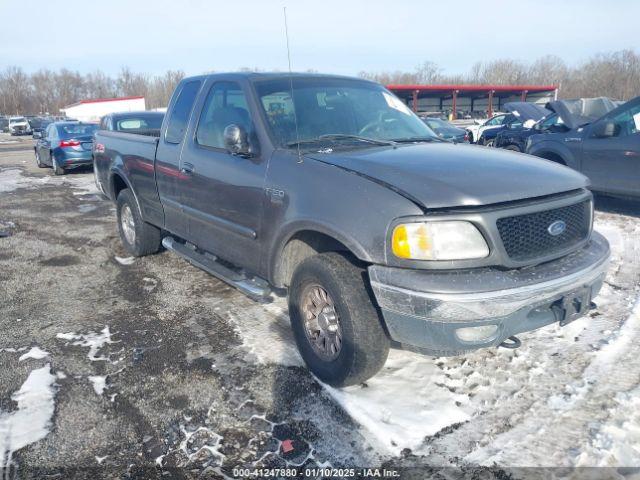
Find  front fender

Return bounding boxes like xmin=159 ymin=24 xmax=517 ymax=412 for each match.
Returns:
xmin=527 ymin=139 xmax=577 ymax=169
xmin=262 ymin=152 xmax=424 ymax=284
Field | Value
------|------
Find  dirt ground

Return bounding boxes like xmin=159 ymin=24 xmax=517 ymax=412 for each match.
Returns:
xmin=1 ymin=133 xmax=639 ymax=479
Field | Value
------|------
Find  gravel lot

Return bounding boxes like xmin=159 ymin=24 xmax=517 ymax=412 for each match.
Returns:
xmin=1 ymin=132 xmax=639 ymax=478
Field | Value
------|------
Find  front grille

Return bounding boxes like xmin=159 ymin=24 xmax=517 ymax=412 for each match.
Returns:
xmin=496 ymin=201 xmax=591 ymax=261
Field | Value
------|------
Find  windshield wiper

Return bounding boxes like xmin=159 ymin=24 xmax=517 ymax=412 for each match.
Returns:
xmin=390 ymin=136 xmax=445 ymax=143
xmin=286 ymin=134 xmax=396 ymax=148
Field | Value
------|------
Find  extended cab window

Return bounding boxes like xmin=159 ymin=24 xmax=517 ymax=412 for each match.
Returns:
xmin=165 ymin=80 xmax=201 ymax=144
xmin=196 ymin=82 xmax=250 ymax=149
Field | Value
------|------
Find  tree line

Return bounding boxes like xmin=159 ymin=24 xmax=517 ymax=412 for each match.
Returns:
xmin=0 ymin=67 xmax=185 ymax=115
xmin=1 ymin=48 xmax=638 ymax=115
xmin=359 ymin=49 xmax=640 ymax=102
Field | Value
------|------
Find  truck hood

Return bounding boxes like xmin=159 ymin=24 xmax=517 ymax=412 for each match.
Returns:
xmin=504 ymin=102 xmax=550 ymax=122
xmin=546 ymin=97 xmax=616 ymax=130
xmin=306 ymin=143 xmax=589 ymax=209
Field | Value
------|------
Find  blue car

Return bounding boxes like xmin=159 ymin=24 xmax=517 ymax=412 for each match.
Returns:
xmin=34 ymin=122 xmax=98 ymax=175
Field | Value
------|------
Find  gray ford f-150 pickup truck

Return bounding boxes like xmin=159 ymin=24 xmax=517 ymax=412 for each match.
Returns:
xmin=93 ymin=73 xmax=610 ymax=387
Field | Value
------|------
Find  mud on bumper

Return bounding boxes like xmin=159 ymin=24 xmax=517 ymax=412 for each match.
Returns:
xmin=369 ymin=232 xmax=610 ymax=355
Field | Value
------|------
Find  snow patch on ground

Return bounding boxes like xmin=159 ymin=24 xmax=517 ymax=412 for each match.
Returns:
xmin=115 ymin=256 xmax=135 ymax=266
xmin=575 ymin=384 xmax=640 ymax=466
xmin=0 ymin=365 xmax=57 ymax=469
xmin=56 ymin=326 xmax=116 ymax=362
xmin=88 ymin=376 xmax=107 ymax=396
xmin=548 ymin=299 xmax=640 ymax=412
xmin=18 ymin=346 xmax=50 ymax=361
xmin=221 ymin=297 xmax=304 ymax=367
xmin=323 ymin=350 xmax=471 ymax=455
xmin=0 ymin=167 xmax=98 ymax=194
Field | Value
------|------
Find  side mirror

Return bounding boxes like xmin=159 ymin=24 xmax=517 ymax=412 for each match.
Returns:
xmin=223 ymin=124 xmax=253 ymax=157
xmin=33 ymin=131 xmax=42 ymax=139
xmin=592 ymin=121 xmax=616 ymax=138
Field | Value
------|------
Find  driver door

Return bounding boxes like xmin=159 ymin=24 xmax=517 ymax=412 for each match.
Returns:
xmin=178 ymin=80 xmax=268 ymax=273
xmin=582 ymin=100 xmax=640 ymax=195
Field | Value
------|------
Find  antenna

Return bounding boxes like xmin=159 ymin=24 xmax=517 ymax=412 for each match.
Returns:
xmin=283 ymin=6 xmax=302 ymax=163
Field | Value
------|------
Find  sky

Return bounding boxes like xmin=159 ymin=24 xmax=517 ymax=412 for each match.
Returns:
xmin=0 ymin=0 xmax=638 ymax=77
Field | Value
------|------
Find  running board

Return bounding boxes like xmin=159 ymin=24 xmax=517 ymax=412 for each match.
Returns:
xmin=162 ymin=237 xmax=272 ymax=302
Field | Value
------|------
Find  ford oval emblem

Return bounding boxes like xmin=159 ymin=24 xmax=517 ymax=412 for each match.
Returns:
xmin=548 ymin=220 xmax=566 ymax=236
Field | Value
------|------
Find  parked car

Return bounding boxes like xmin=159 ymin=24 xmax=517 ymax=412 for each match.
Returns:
xmin=34 ymin=122 xmax=98 ymax=175
xmin=477 ymin=103 xmax=549 ymax=147
xmin=421 ymin=117 xmax=469 ymax=143
xmin=98 ymin=111 xmax=164 ymax=136
xmin=28 ymin=117 xmax=53 ymax=138
xmin=8 ymin=116 xmax=32 ymax=136
xmin=94 ymin=72 xmax=609 ymax=387
xmin=527 ymin=96 xmax=639 ymax=197
xmin=495 ymin=112 xmax=568 ymax=152
xmin=465 ymin=112 xmax=507 ymax=143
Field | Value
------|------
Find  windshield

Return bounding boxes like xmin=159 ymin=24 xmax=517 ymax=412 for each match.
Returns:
xmin=58 ymin=124 xmax=98 ymax=138
xmin=10 ymin=117 xmax=26 ymax=123
xmin=254 ymin=77 xmax=437 ymax=148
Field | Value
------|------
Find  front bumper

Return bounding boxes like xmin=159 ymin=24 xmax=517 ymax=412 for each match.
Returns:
xmin=369 ymin=231 xmax=610 ymax=355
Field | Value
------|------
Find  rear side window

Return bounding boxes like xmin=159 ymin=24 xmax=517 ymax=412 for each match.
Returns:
xmin=165 ymin=81 xmax=201 ymax=144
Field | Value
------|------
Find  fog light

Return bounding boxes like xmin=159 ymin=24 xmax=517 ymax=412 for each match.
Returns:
xmin=455 ymin=324 xmax=498 ymax=342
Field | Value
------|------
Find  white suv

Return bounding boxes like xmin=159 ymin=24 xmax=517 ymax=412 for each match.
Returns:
xmin=8 ymin=116 xmax=32 ymax=136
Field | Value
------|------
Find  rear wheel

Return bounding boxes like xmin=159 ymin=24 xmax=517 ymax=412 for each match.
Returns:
xmin=51 ymin=153 xmax=65 ymax=175
xmin=505 ymin=145 xmax=521 ymax=152
xmin=35 ymin=150 xmax=45 ymax=168
xmin=116 ymin=188 xmax=162 ymax=257
xmin=288 ymin=252 xmax=389 ymax=387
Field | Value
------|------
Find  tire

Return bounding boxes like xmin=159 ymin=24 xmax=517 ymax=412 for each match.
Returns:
xmin=485 ymin=139 xmax=494 ymax=147
xmin=467 ymin=132 xmax=474 ymax=143
xmin=288 ymin=252 xmax=390 ymax=387
xmin=51 ymin=153 xmax=65 ymax=175
xmin=35 ymin=150 xmax=46 ymax=168
xmin=505 ymin=145 xmax=521 ymax=153
xmin=116 ymin=188 xmax=162 ymax=257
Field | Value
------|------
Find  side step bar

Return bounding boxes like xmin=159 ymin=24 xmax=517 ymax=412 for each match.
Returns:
xmin=162 ymin=237 xmax=272 ymax=302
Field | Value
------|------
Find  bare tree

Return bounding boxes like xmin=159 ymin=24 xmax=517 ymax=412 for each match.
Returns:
xmin=1 ymin=50 xmax=639 ymax=116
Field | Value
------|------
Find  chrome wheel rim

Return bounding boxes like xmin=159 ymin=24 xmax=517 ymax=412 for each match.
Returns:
xmin=121 ymin=205 xmax=136 ymax=245
xmin=301 ymin=284 xmax=342 ymax=361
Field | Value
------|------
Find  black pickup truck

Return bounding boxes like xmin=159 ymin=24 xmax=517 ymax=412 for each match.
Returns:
xmin=93 ymin=73 xmax=610 ymax=386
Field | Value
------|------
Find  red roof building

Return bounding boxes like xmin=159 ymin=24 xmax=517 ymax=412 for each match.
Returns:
xmin=387 ymin=84 xmax=558 ymax=119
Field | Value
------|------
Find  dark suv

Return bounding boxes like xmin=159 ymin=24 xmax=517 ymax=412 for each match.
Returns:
xmin=527 ymin=96 xmax=640 ymax=197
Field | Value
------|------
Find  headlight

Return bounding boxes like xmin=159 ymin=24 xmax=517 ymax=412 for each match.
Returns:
xmin=391 ymin=221 xmax=489 ymax=261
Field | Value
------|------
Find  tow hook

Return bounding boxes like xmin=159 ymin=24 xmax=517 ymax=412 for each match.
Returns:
xmin=498 ymin=336 xmax=521 ymax=349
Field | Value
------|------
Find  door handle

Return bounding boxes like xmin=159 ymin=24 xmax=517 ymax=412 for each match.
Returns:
xmin=180 ymin=163 xmax=195 ymax=175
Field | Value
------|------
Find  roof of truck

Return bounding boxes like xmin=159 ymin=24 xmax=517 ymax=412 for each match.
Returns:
xmin=185 ymin=72 xmax=377 ymax=83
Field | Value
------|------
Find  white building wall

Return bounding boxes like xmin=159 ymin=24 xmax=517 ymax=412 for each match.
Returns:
xmin=61 ymin=98 xmax=146 ymax=122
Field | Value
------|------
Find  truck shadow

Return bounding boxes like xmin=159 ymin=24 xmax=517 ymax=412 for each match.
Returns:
xmin=593 ymin=193 xmax=640 ymax=217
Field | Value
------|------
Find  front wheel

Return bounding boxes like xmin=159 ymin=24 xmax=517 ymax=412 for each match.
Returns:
xmin=288 ymin=252 xmax=389 ymax=387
